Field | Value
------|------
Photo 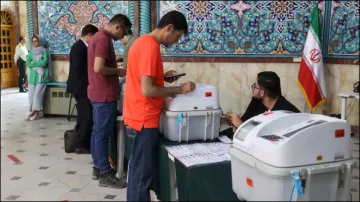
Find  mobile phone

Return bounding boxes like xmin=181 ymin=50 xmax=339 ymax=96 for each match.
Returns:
xmin=164 ymin=73 xmax=186 ymax=78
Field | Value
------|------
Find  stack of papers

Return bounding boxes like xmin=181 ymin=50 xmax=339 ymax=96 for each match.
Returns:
xmin=165 ymin=142 xmax=231 ymax=168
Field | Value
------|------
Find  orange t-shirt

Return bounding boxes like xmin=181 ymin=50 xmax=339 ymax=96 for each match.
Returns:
xmin=123 ymin=35 xmax=164 ymax=131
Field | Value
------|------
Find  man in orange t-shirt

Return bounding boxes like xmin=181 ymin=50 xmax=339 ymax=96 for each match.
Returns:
xmin=123 ymin=10 xmax=195 ymax=201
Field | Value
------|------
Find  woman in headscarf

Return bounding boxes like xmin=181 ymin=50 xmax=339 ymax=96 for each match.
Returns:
xmin=25 ymin=35 xmax=51 ymax=121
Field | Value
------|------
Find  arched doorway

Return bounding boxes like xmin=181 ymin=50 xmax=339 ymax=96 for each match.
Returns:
xmin=1 ymin=10 xmax=17 ymax=89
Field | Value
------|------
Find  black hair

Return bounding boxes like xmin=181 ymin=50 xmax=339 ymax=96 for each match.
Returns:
xmin=109 ymin=14 xmax=132 ymax=29
xmin=257 ymin=71 xmax=282 ymax=99
xmin=157 ymin=10 xmax=188 ymax=34
xmin=81 ymin=24 xmax=99 ymax=37
xmin=19 ymin=36 xmax=24 ymax=42
xmin=127 ymin=29 xmax=133 ymax=35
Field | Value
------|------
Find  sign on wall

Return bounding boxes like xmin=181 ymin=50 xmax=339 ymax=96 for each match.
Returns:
xmin=37 ymin=1 xmax=128 ymax=55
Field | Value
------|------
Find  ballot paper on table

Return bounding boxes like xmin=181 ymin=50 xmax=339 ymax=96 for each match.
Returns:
xmin=218 ymin=135 xmax=233 ymax=144
xmin=165 ymin=142 xmax=231 ymax=168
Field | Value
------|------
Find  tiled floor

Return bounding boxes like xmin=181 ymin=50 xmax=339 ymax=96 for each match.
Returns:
xmin=1 ymin=88 xmax=126 ymax=201
xmin=1 ymin=88 xmax=359 ymax=201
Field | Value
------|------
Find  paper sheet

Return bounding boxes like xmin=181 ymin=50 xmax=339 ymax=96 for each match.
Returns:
xmin=218 ymin=135 xmax=233 ymax=144
xmin=165 ymin=142 xmax=231 ymax=168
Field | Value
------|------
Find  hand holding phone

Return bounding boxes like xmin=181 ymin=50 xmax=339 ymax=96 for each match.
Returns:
xmin=164 ymin=73 xmax=186 ymax=78
xmin=164 ymin=70 xmax=186 ymax=83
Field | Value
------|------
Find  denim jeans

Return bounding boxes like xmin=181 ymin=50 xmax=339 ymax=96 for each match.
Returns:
xmin=126 ymin=126 xmax=159 ymax=201
xmin=91 ymin=101 xmax=117 ymax=174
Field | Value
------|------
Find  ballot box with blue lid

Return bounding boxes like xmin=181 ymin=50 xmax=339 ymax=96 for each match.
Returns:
xmin=229 ymin=110 xmax=357 ymax=201
xmin=159 ymin=83 xmax=222 ymax=142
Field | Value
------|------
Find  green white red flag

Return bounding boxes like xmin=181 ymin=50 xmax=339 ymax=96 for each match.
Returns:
xmin=298 ymin=4 xmax=326 ymax=111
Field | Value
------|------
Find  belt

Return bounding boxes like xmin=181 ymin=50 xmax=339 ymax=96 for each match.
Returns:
xmin=17 ymin=58 xmax=25 ymax=63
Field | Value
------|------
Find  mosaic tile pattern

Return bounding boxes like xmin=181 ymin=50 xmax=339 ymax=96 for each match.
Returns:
xmin=37 ymin=1 xmax=128 ymax=54
xmin=327 ymin=0 xmax=359 ymax=56
xmin=158 ymin=1 xmax=326 ymax=56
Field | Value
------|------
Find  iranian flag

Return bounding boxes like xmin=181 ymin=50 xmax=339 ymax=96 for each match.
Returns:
xmin=298 ymin=4 xmax=326 ymax=111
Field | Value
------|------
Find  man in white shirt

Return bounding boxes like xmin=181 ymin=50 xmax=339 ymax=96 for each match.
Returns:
xmin=14 ymin=36 xmax=29 ymax=92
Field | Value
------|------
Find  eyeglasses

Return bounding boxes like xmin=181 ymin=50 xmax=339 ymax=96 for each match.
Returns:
xmin=122 ymin=26 xmax=131 ymax=35
xmin=251 ymin=83 xmax=261 ymax=90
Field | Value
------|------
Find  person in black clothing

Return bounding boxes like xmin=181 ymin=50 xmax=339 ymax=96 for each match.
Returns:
xmin=66 ymin=24 xmax=99 ymax=154
xmin=226 ymin=71 xmax=300 ymax=130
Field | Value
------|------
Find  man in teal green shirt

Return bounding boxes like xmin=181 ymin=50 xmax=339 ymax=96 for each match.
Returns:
xmin=108 ymin=29 xmax=138 ymax=176
xmin=120 ymin=29 xmax=138 ymax=70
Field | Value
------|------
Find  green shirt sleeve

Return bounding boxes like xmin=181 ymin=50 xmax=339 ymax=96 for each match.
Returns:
xmin=26 ymin=51 xmax=34 ymax=68
xmin=123 ymin=35 xmax=138 ymax=70
xmin=26 ymin=51 xmax=49 ymax=68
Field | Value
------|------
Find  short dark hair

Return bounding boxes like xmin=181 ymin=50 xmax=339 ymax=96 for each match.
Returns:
xmin=127 ymin=29 xmax=133 ymax=35
xmin=81 ymin=24 xmax=98 ymax=37
xmin=257 ymin=71 xmax=282 ymax=99
xmin=19 ymin=36 xmax=24 ymax=42
xmin=157 ymin=10 xmax=188 ymax=34
xmin=109 ymin=14 xmax=132 ymax=29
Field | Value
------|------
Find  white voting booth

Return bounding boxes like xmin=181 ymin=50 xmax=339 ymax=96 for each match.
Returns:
xmin=160 ymin=83 xmax=222 ymax=142
xmin=229 ymin=111 xmax=357 ymax=201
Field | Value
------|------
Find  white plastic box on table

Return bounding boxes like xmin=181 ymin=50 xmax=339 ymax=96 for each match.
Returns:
xmin=160 ymin=83 xmax=222 ymax=142
xmin=229 ymin=111 xmax=357 ymax=201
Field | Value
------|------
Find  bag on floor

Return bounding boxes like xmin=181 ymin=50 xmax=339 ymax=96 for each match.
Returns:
xmin=64 ymin=129 xmax=77 ymax=153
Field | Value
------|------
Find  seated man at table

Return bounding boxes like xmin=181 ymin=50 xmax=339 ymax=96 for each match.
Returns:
xmin=226 ymin=71 xmax=300 ymax=131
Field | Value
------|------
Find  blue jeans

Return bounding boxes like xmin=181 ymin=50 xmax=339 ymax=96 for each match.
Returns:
xmin=91 ymin=101 xmax=117 ymax=174
xmin=126 ymin=126 xmax=159 ymax=201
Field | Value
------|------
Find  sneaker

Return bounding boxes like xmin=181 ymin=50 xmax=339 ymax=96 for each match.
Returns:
xmin=29 ymin=113 xmax=43 ymax=121
xmin=92 ymin=167 xmax=116 ymax=180
xmin=92 ymin=167 xmax=100 ymax=180
xmin=99 ymin=172 xmax=127 ymax=189
xmin=25 ymin=112 xmax=35 ymax=121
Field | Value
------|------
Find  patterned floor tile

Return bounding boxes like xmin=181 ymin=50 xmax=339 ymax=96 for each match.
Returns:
xmin=104 ymin=194 xmax=116 ymax=199
xmin=70 ymin=188 xmax=82 ymax=192
xmin=39 ymin=166 xmax=49 ymax=170
xmin=5 ymin=195 xmax=20 ymax=200
xmin=10 ymin=176 xmax=21 ymax=180
xmin=39 ymin=182 xmax=51 ymax=186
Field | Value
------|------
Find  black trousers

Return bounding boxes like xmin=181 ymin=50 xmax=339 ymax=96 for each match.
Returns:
xmin=17 ymin=59 xmax=26 ymax=91
xmin=74 ymin=93 xmax=93 ymax=149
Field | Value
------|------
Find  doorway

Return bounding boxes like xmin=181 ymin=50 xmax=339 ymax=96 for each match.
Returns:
xmin=1 ymin=10 xmax=17 ymax=89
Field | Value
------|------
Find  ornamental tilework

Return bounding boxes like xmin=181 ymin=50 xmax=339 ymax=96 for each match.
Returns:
xmin=327 ymin=0 xmax=359 ymax=56
xmin=158 ymin=1 xmax=326 ymax=57
xmin=37 ymin=1 xmax=128 ymax=55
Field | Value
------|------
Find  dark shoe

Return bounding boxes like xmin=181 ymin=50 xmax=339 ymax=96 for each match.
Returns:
xmin=75 ymin=148 xmax=91 ymax=154
xmin=92 ymin=167 xmax=116 ymax=180
xmin=92 ymin=167 xmax=100 ymax=180
xmin=99 ymin=172 xmax=127 ymax=189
